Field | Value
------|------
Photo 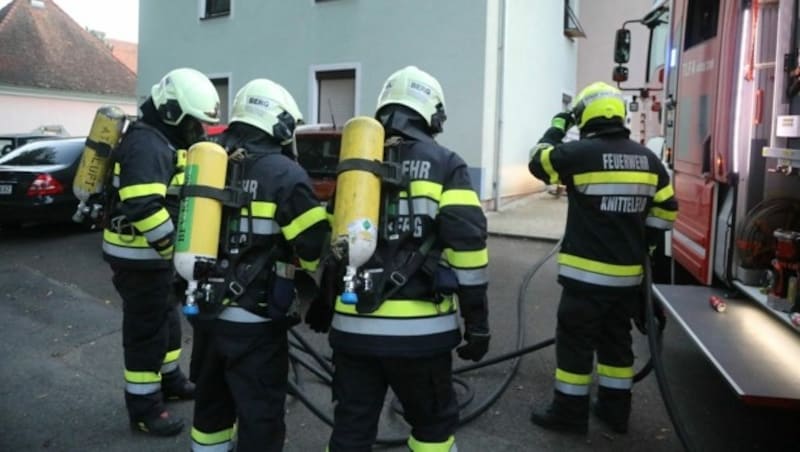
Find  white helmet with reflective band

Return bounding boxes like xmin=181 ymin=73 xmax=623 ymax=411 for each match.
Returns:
xmin=376 ymin=65 xmax=447 ymax=133
xmin=230 ymin=78 xmax=303 ymax=145
xmin=151 ymin=68 xmax=220 ymax=126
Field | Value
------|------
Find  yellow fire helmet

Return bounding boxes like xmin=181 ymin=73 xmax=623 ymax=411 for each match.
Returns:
xmin=230 ymin=78 xmax=304 ymax=145
xmin=376 ymin=65 xmax=447 ymax=133
xmin=151 ymin=68 xmax=221 ymax=126
xmin=571 ymin=81 xmax=626 ymax=128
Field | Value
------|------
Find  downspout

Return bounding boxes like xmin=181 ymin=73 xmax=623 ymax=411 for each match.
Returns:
xmin=492 ymin=0 xmax=507 ymax=211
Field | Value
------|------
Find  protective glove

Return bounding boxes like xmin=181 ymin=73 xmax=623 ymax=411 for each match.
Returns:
xmin=457 ymin=290 xmax=490 ymax=362
xmin=305 ymin=295 xmax=334 ymax=333
xmin=456 ymin=328 xmax=491 ymax=362
xmin=550 ymin=112 xmax=575 ymax=132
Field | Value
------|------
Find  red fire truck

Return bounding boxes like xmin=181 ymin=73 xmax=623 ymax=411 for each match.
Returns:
xmin=614 ymin=0 xmax=800 ymax=408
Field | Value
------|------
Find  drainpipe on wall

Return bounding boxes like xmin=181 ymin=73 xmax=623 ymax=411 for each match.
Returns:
xmin=491 ymin=0 xmax=507 ymax=211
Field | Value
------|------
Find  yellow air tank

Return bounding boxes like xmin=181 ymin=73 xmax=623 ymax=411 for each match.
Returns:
xmin=72 ymin=105 xmax=127 ymax=223
xmin=332 ymin=116 xmax=385 ymax=303
xmin=174 ymin=141 xmax=229 ymax=315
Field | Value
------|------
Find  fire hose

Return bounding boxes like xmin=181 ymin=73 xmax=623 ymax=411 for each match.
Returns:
xmin=283 ymin=238 xmax=676 ymax=447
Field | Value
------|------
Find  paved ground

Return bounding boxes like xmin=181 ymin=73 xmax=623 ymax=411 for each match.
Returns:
xmin=0 ymin=203 xmax=797 ymax=451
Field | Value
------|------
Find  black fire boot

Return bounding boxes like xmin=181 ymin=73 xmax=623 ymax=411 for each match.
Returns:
xmin=161 ymin=368 xmax=195 ymax=401
xmin=593 ymin=387 xmax=631 ymax=434
xmin=530 ymin=391 xmax=589 ymax=434
xmin=130 ymin=410 xmax=185 ymax=437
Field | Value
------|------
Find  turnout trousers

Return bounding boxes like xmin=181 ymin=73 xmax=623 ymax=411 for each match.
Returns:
xmin=553 ymin=286 xmax=637 ymax=421
xmin=190 ymin=318 xmax=289 ymax=452
xmin=112 ymin=267 xmax=183 ymax=421
xmin=328 ymin=351 xmax=459 ymax=452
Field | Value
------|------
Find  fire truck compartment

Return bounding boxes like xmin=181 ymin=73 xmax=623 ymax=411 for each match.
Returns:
xmin=653 ymin=284 xmax=800 ymax=409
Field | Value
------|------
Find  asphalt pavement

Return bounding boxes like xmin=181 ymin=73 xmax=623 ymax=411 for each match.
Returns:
xmin=0 ymin=205 xmax=797 ymax=451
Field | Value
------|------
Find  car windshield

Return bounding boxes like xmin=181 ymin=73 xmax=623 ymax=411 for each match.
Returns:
xmin=0 ymin=140 xmax=83 ymax=166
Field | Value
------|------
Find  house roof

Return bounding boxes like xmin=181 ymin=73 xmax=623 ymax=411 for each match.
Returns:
xmin=108 ymin=38 xmax=137 ymax=74
xmin=0 ymin=0 xmax=136 ymax=97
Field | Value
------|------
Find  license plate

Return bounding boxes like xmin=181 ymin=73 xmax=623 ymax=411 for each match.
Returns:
xmin=0 ymin=184 xmax=11 ymax=195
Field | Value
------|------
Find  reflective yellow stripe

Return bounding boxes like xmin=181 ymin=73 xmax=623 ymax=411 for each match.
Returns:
xmin=409 ymin=180 xmax=443 ymax=201
xmin=124 ymin=370 xmax=161 ymax=384
xmin=298 ymin=258 xmax=319 ymax=272
xmin=103 ymin=229 xmax=149 ymax=247
xmin=539 ymin=145 xmax=560 ymax=185
xmin=170 ymin=173 xmax=184 ymax=187
xmin=407 ymin=434 xmax=456 ymax=452
xmin=654 ymin=184 xmax=675 ymax=203
xmin=597 ymin=364 xmax=635 ymax=378
xmin=558 ymin=253 xmax=642 ymax=276
xmin=555 ymin=368 xmax=592 ymax=385
xmin=326 ymin=212 xmax=334 ymax=226
xmin=132 ymin=208 xmax=169 ymax=233
xmin=650 ymin=206 xmax=677 ymax=221
xmin=118 ymin=182 xmax=167 ymax=200
xmin=283 ymin=206 xmax=327 ymax=241
xmin=191 ymin=426 xmax=234 ymax=445
xmin=243 ymin=201 xmax=277 ymax=218
xmin=114 ymin=162 xmax=121 ymax=175
xmin=439 ymin=189 xmax=480 ymax=208
xmin=335 ymin=297 xmax=455 ymax=318
xmin=164 ymin=349 xmax=181 ymax=363
xmin=444 ymin=248 xmax=489 ymax=269
xmin=573 ymin=171 xmax=658 ymax=186
xmin=175 ymin=149 xmax=187 ymax=168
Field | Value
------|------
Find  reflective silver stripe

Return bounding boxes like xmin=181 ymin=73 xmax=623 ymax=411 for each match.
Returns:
xmin=143 ymin=220 xmax=174 ymax=243
xmin=191 ymin=441 xmax=232 ymax=452
xmin=166 ymin=186 xmax=181 ymax=196
xmin=558 ymin=265 xmax=643 ymax=287
xmin=398 ymin=198 xmax=439 ymax=219
xmin=112 ymin=175 xmax=120 ymax=187
xmin=274 ymin=261 xmax=295 ymax=279
xmin=646 ymin=216 xmax=673 ymax=229
xmin=331 ymin=312 xmax=459 ymax=336
xmin=554 ymin=381 xmax=590 ymax=396
xmin=239 ymin=218 xmax=280 ymax=235
xmin=598 ymin=375 xmax=633 ymax=390
xmin=453 ymin=267 xmax=489 ymax=285
xmin=217 ymin=307 xmax=270 ymax=323
xmin=103 ymin=241 xmax=162 ymax=260
xmin=574 ymin=183 xmax=656 ymax=196
xmin=160 ymin=361 xmax=178 ymax=374
xmin=126 ymin=382 xmax=161 ymax=395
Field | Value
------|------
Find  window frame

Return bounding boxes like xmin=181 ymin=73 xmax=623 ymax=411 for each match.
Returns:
xmin=199 ymin=0 xmax=231 ymax=20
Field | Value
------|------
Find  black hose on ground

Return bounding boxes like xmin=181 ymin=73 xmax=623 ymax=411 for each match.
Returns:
xmin=285 ymin=237 xmax=660 ymax=446
xmin=644 ymin=257 xmax=695 ymax=452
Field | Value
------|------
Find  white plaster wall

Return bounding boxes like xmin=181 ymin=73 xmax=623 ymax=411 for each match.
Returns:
xmin=0 ymin=90 xmax=136 ymax=136
xmin=497 ymin=0 xmax=579 ymax=199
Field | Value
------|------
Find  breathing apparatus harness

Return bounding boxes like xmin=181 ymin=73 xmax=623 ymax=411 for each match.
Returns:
xmin=329 ymin=136 xmax=439 ymax=314
xmin=179 ymin=147 xmax=288 ymax=321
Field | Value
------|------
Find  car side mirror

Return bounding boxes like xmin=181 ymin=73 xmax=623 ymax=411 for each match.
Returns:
xmin=613 ymin=65 xmax=629 ymax=83
xmin=614 ymin=28 xmax=631 ymax=64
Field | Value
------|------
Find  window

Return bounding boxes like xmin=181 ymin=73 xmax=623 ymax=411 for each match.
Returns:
xmin=563 ymin=0 xmax=586 ymax=39
xmin=316 ymin=69 xmax=356 ymax=125
xmin=684 ymin=0 xmax=719 ymax=49
xmin=201 ymin=0 xmax=230 ymax=19
xmin=211 ymin=77 xmax=230 ymax=123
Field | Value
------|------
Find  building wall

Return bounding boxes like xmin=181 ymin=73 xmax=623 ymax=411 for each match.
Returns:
xmin=0 ymin=87 xmax=136 ymax=136
xmin=495 ymin=0 xmax=580 ymax=201
xmin=139 ymin=0 xmax=490 ymax=190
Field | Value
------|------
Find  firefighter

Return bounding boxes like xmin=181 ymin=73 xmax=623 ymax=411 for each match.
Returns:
xmin=102 ymin=67 xmax=220 ymax=436
xmin=305 ymin=65 xmax=491 ymax=452
xmin=188 ymin=78 xmax=329 ymax=452
xmin=527 ymin=81 xmax=678 ymax=434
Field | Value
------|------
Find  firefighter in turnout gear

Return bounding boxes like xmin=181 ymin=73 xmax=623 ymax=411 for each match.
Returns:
xmin=188 ymin=79 xmax=329 ymax=452
xmin=311 ymin=66 xmax=490 ymax=452
xmin=102 ymin=67 xmax=220 ymax=436
xmin=528 ymin=81 xmax=678 ymax=434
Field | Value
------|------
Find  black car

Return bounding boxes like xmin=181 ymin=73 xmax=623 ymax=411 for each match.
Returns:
xmin=0 ymin=137 xmax=87 ymax=228
xmin=0 ymin=133 xmax=59 ymax=156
